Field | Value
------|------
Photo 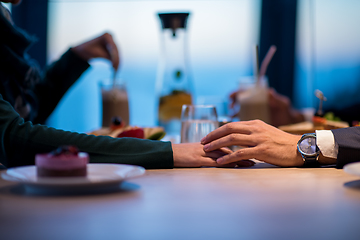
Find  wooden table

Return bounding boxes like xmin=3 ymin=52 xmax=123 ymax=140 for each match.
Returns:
xmin=1 ymin=162 xmax=360 ymax=240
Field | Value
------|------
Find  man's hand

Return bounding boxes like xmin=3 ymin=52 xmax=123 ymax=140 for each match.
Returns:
xmin=201 ymin=120 xmax=304 ymax=167
xmin=72 ymin=32 xmax=120 ymax=70
xmin=172 ymin=143 xmax=255 ymax=168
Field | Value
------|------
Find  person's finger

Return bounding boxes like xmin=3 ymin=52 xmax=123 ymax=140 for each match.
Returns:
xmin=207 ymin=147 xmax=233 ymax=155
xmin=205 ymin=148 xmax=232 ymax=159
xmin=199 ymin=153 xmax=256 ymax=168
xmin=103 ymin=33 xmax=120 ymax=70
xmin=198 ymin=157 xmax=221 ymax=167
xmin=203 ymin=133 xmax=255 ymax=152
xmin=229 ymin=91 xmax=238 ymax=109
xmin=201 ymin=122 xmax=252 ymax=144
xmin=268 ymin=88 xmax=276 ymax=104
xmin=216 ymin=147 xmax=259 ymax=165
xmin=220 ymin=147 xmax=233 ymax=154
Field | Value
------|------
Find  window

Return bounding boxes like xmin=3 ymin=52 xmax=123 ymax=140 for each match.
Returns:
xmin=295 ymin=0 xmax=360 ymax=113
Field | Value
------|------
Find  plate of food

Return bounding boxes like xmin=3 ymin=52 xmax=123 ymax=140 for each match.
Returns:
xmin=88 ymin=117 xmax=166 ymax=140
xmin=1 ymin=145 xmax=145 ymax=193
xmin=278 ymin=112 xmax=349 ymax=135
xmin=1 ymin=164 xmax=145 ymax=193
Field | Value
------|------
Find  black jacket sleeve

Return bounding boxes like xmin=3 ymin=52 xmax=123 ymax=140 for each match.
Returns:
xmin=0 ymin=94 xmax=174 ymax=169
xmin=331 ymin=127 xmax=360 ymax=168
xmin=33 ymin=49 xmax=90 ymax=124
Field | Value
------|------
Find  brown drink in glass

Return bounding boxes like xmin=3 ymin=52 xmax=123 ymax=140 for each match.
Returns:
xmin=101 ymin=82 xmax=129 ymax=127
xmin=236 ymin=76 xmax=270 ymax=123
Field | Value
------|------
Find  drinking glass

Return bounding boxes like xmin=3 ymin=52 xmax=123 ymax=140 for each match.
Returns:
xmin=196 ymin=95 xmax=232 ymax=127
xmin=236 ymin=76 xmax=270 ymax=123
xmin=180 ymin=105 xmax=219 ymax=143
xmin=100 ymin=80 xmax=129 ymax=127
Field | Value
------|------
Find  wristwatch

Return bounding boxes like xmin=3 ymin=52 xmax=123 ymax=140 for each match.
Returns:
xmin=297 ymin=133 xmax=320 ymax=167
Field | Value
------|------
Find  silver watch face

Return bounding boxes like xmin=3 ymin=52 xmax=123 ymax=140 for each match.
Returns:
xmin=299 ymin=136 xmax=317 ymax=155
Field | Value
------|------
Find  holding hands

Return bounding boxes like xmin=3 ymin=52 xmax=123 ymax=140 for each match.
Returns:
xmin=201 ymin=120 xmax=304 ymax=167
xmin=172 ymin=143 xmax=255 ymax=168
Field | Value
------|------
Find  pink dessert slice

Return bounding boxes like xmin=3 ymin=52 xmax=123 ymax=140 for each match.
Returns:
xmin=36 ymin=146 xmax=89 ymax=177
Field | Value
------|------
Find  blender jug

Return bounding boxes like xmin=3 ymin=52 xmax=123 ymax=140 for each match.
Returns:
xmin=156 ymin=12 xmax=194 ymax=137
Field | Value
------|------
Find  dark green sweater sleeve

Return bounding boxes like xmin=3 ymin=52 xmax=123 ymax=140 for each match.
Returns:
xmin=33 ymin=49 xmax=90 ymax=124
xmin=0 ymin=94 xmax=174 ymax=169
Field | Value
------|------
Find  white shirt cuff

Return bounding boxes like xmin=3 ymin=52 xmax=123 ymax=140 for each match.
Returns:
xmin=315 ymin=130 xmax=338 ymax=159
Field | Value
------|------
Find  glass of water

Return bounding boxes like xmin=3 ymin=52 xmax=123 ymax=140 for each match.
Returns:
xmin=180 ymin=105 xmax=219 ymax=143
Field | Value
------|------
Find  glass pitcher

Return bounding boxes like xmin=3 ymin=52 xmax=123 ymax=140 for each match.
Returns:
xmin=156 ymin=12 xmax=194 ymax=137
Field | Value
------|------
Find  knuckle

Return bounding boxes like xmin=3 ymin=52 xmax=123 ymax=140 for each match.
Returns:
xmin=224 ymin=123 xmax=235 ymax=132
xmin=235 ymin=150 xmax=243 ymax=158
xmin=228 ymin=134 xmax=238 ymax=142
xmin=249 ymin=125 xmax=259 ymax=133
xmin=254 ymin=119 xmax=264 ymax=125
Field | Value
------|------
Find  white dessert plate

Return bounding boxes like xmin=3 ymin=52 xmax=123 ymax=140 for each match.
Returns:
xmin=1 ymin=164 xmax=145 ymax=193
xmin=344 ymin=162 xmax=360 ymax=177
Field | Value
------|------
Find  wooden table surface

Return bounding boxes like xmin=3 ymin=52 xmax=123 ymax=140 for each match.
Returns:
xmin=1 ymin=162 xmax=360 ymax=240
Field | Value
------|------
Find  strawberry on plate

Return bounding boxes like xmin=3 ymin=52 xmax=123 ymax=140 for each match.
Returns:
xmin=117 ymin=128 xmax=145 ymax=139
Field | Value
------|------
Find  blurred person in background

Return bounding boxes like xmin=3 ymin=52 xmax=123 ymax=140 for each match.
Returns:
xmin=0 ymin=0 xmax=119 ymax=125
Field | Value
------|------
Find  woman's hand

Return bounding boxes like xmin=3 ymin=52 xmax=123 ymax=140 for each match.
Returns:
xmin=172 ymin=142 xmax=255 ymax=168
xmin=229 ymin=88 xmax=305 ymax=127
xmin=268 ymin=88 xmax=305 ymax=127
xmin=201 ymin=120 xmax=304 ymax=167
xmin=72 ymin=32 xmax=120 ymax=70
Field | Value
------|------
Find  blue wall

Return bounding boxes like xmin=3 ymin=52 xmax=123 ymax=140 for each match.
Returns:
xmin=46 ymin=0 xmax=261 ymax=133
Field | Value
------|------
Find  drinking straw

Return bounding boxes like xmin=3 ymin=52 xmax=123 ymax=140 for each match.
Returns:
xmin=258 ymin=45 xmax=277 ymax=81
xmin=112 ymin=68 xmax=117 ymax=89
xmin=106 ymin=43 xmax=118 ymax=88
